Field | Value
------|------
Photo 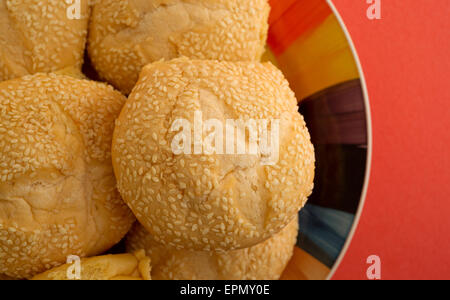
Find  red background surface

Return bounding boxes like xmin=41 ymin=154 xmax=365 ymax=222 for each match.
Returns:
xmin=330 ymin=0 xmax=450 ymax=279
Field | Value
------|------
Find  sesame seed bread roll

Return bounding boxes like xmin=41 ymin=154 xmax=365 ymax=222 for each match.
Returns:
xmin=126 ymin=217 xmax=298 ymax=280
xmin=112 ymin=58 xmax=315 ymax=251
xmin=32 ymin=250 xmax=151 ymax=280
xmin=0 ymin=0 xmax=89 ymax=82
xmin=0 ymin=73 xmax=135 ymax=279
xmin=88 ymin=0 xmax=270 ymax=94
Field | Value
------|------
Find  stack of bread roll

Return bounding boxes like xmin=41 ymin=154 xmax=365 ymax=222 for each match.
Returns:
xmin=0 ymin=0 xmax=315 ymax=280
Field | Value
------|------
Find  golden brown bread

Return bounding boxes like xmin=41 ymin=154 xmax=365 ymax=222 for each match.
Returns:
xmin=112 ymin=58 xmax=315 ymax=251
xmin=0 ymin=0 xmax=89 ymax=82
xmin=88 ymin=0 xmax=270 ymax=94
xmin=32 ymin=250 xmax=151 ymax=280
xmin=0 ymin=274 xmax=15 ymax=280
xmin=126 ymin=218 xmax=298 ymax=280
xmin=0 ymin=73 xmax=135 ymax=279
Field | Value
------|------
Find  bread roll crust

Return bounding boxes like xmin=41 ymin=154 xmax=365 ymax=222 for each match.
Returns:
xmin=112 ymin=58 xmax=315 ymax=252
xmin=126 ymin=217 xmax=298 ymax=280
xmin=0 ymin=73 xmax=135 ymax=279
xmin=88 ymin=0 xmax=270 ymax=94
xmin=0 ymin=0 xmax=89 ymax=82
xmin=0 ymin=274 xmax=15 ymax=280
xmin=32 ymin=251 xmax=151 ymax=280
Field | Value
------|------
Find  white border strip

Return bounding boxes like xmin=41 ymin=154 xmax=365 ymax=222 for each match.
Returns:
xmin=325 ymin=0 xmax=373 ymax=280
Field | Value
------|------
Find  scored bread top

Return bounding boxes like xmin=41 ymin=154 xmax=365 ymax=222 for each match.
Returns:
xmin=0 ymin=73 xmax=134 ymax=279
xmin=88 ymin=0 xmax=270 ymax=93
xmin=113 ymin=58 xmax=315 ymax=252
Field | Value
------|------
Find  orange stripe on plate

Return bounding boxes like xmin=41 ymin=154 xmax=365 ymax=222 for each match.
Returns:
xmin=268 ymin=0 xmax=332 ymax=56
xmin=268 ymin=0 xmax=298 ymax=25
